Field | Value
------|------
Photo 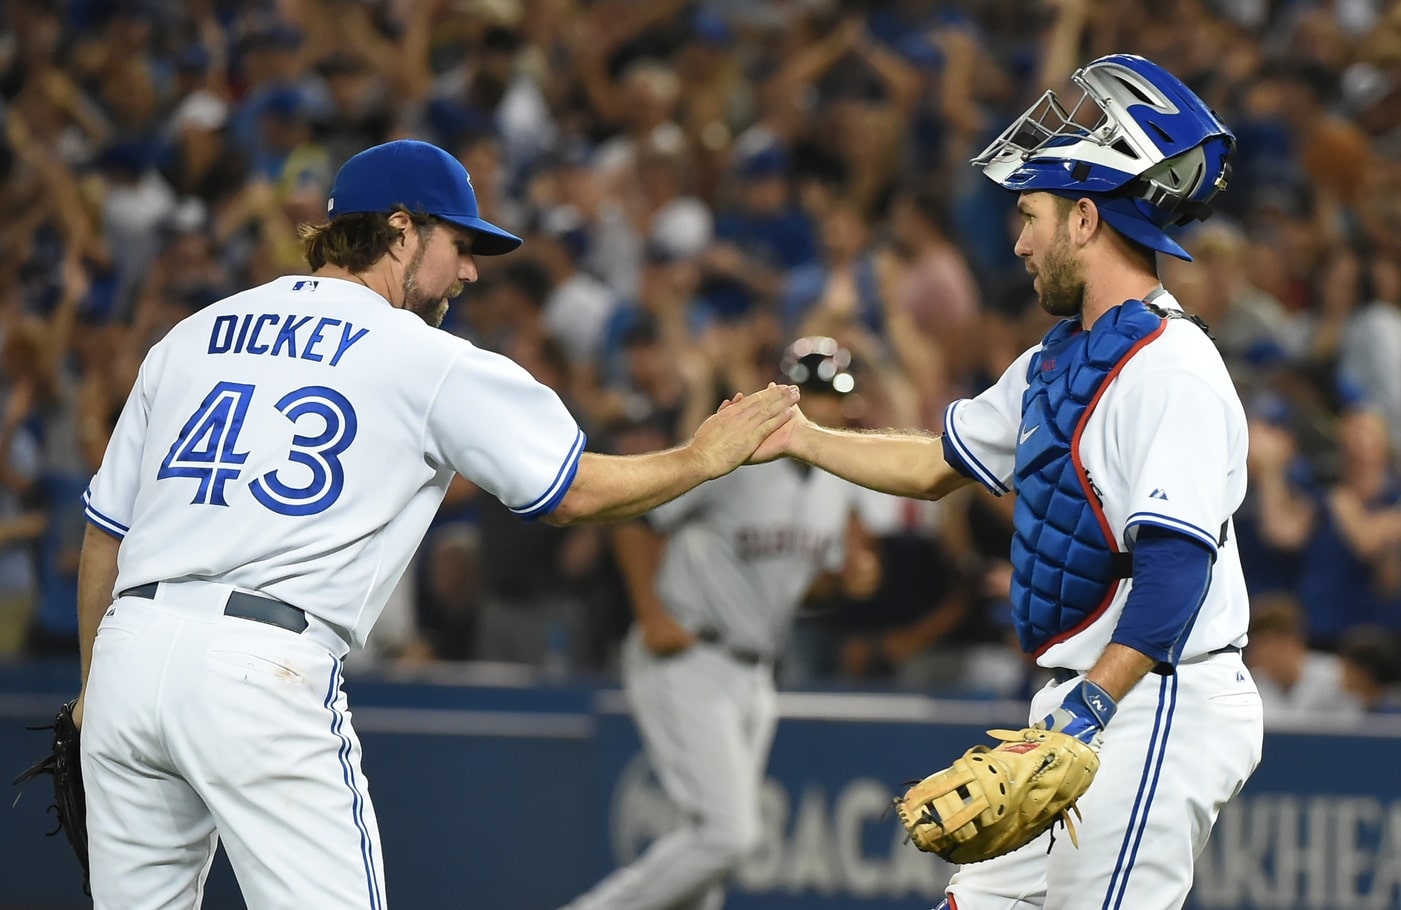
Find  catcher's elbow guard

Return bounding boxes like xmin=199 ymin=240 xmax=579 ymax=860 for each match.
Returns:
xmin=895 ymin=727 xmax=1100 ymax=865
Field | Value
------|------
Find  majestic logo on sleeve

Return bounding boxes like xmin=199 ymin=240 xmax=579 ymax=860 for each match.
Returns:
xmin=1149 ymin=488 xmax=1169 ymax=500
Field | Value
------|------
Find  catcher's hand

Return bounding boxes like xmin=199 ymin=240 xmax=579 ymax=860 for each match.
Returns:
xmin=895 ymin=726 xmax=1100 ymax=865
xmin=13 ymin=699 xmax=89 ymax=894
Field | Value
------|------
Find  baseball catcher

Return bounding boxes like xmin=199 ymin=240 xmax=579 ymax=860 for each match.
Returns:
xmin=895 ymin=680 xmax=1109 ymax=864
xmin=13 ymin=699 xmax=89 ymax=893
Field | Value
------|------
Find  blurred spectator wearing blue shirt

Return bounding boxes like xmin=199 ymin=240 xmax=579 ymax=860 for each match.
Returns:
xmin=1252 ymin=402 xmax=1401 ymax=649
xmin=782 ymin=200 xmax=885 ymax=339
xmin=226 ymin=21 xmax=308 ymax=158
xmin=701 ymin=141 xmax=816 ymax=320
xmin=252 ymin=88 xmax=330 ymax=199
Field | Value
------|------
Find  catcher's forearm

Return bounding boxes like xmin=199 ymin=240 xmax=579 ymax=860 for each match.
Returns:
xmin=76 ymin=524 xmax=122 ymax=688
xmin=789 ymin=424 xmax=971 ymax=501
xmin=1085 ymin=643 xmax=1157 ymax=703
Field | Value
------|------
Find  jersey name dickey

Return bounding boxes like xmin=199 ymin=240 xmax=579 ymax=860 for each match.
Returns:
xmin=206 ymin=311 xmax=370 ymax=366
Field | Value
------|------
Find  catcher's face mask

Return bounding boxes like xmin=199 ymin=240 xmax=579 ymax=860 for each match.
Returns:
xmin=972 ymin=54 xmax=1235 ymax=258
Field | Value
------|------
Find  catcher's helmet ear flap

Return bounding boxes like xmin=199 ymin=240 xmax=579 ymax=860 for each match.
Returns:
xmin=780 ymin=336 xmax=855 ymax=395
xmin=971 ymin=54 xmax=1234 ymax=259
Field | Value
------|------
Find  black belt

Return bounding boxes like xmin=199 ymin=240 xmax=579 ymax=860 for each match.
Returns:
xmin=1050 ymin=644 xmax=1241 ymax=684
xmin=696 ymin=628 xmax=769 ymax=667
xmin=121 ymin=582 xmax=309 ymax=634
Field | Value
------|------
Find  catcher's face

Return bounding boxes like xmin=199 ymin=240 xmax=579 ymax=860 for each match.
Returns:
xmin=1015 ymin=192 xmax=1086 ymax=318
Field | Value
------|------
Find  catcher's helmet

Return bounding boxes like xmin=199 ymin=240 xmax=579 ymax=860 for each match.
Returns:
xmin=328 ymin=139 xmax=521 ymax=255
xmin=781 ymin=336 xmax=854 ymax=395
xmin=971 ymin=54 xmax=1233 ymax=260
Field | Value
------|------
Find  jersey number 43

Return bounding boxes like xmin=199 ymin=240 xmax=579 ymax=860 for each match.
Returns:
xmin=158 ymin=381 xmax=357 ymax=516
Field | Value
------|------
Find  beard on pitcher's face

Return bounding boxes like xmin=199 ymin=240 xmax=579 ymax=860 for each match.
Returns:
xmin=1033 ymin=227 xmax=1086 ymax=318
xmin=403 ymin=277 xmax=454 ymax=327
xmin=400 ymin=240 xmax=462 ymax=328
xmin=409 ymin=293 xmax=450 ymax=327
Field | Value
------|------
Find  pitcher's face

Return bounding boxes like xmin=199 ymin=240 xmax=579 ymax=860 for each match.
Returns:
xmin=402 ymin=223 xmax=478 ymax=327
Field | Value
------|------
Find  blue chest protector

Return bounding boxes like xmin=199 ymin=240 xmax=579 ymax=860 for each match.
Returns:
xmin=1010 ymin=300 xmax=1167 ymax=655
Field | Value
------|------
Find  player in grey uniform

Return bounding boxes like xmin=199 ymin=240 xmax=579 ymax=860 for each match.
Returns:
xmin=561 ymin=337 xmax=880 ymax=910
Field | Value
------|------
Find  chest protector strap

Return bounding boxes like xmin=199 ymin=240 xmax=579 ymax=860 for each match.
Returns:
xmin=1010 ymin=300 xmax=1167 ymax=656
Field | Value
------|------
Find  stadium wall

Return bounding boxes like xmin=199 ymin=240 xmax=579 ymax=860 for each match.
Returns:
xmin=2 ymin=665 xmax=1397 ymax=910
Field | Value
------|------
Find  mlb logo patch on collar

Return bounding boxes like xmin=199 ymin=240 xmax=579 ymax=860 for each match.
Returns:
xmin=292 ymin=280 xmax=319 ymax=292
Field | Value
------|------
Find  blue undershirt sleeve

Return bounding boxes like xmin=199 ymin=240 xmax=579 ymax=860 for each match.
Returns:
xmin=1110 ymin=525 xmax=1216 ymax=667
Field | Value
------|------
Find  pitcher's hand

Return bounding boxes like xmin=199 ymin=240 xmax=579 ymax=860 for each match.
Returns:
xmin=687 ymin=384 xmax=799 ymax=478
xmin=747 ymin=403 xmax=812 ymax=464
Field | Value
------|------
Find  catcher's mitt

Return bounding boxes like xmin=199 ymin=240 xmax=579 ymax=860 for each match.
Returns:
xmin=13 ymin=699 xmax=89 ymax=894
xmin=895 ymin=727 xmax=1100 ymax=865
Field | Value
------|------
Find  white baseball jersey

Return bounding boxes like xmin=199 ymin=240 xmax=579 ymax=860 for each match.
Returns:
xmin=942 ymin=291 xmax=1250 ymax=670
xmin=84 ymin=275 xmax=584 ymax=647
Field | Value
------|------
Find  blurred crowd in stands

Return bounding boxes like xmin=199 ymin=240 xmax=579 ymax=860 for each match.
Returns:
xmin=1 ymin=0 xmax=1399 ymax=719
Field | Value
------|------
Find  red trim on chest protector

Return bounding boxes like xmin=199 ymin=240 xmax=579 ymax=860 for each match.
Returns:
xmin=1033 ymin=317 xmax=1168 ymax=658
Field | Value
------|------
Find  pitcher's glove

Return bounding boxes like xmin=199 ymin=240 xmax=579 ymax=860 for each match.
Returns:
xmin=13 ymin=700 xmax=89 ymax=893
xmin=894 ymin=726 xmax=1101 ymax=865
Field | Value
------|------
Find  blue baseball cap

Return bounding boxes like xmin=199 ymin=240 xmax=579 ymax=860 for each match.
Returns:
xmin=328 ymin=140 xmax=522 ymax=256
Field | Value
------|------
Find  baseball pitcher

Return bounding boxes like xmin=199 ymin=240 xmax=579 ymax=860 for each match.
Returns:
xmin=69 ymin=139 xmax=798 ymax=909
